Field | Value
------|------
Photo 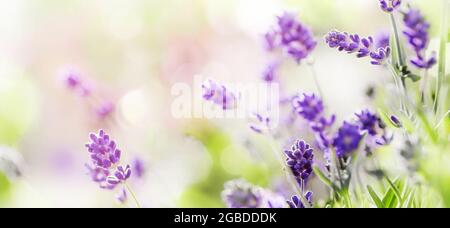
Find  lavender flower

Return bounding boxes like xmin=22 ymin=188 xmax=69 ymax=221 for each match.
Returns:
xmin=64 ymin=72 xmax=80 ymax=89
xmin=85 ymin=130 xmax=121 ymax=169
xmin=286 ymin=192 xmax=313 ymax=208
xmin=202 ymin=79 xmax=238 ymax=110
xmin=262 ymin=62 xmax=279 ymax=82
xmin=249 ymin=113 xmax=272 ymax=134
xmin=292 ymin=93 xmax=335 ymax=153
xmin=85 ymin=164 xmax=114 ymax=189
xmin=222 ymin=179 xmax=287 ymax=208
xmin=325 ymin=30 xmax=390 ymax=65
xmin=375 ymin=31 xmax=390 ymax=49
xmin=355 ymin=110 xmax=382 ymax=136
xmin=333 ymin=122 xmax=363 ymax=157
xmin=402 ymin=7 xmax=436 ymax=69
xmin=132 ymin=158 xmax=145 ymax=178
xmin=355 ymin=110 xmax=392 ymax=147
xmin=265 ymin=12 xmax=317 ymax=63
xmin=85 ymin=130 xmax=131 ymax=191
xmin=390 ymin=115 xmax=402 ymax=128
xmin=378 ymin=0 xmax=402 ymax=13
xmin=106 ymin=165 xmax=131 ymax=185
xmin=222 ymin=179 xmax=263 ymax=208
xmin=61 ymin=69 xmax=91 ymax=96
xmin=96 ymin=101 xmax=115 ymax=119
xmin=292 ymin=93 xmax=323 ymax=121
xmin=284 ymin=140 xmax=314 ymax=186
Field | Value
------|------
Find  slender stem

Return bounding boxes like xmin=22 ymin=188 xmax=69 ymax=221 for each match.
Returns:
xmin=389 ymin=13 xmax=406 ymax=67
xmin=420 ymin=69 xmax=429 ymax=104
xmin=435 ymin=110 xmax=450 ymax=129
xmin=307 ymin=62 xmax=324 ymax=100
xmin=124 ymin=182 xmax=141 ymax=208
xmin=387 ymin=63 xmax=405 ymax=111
xmin=433 ymin=0 xmax=449 ymax=114
xmin=343 ymin=188 xmax=353 ymax=208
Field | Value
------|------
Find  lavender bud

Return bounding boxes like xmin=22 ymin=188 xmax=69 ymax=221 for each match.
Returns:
xmin=378 ymin=0 xmax=402 ymax=13
xmin=390 ymin=115 xmax=402 ymax=128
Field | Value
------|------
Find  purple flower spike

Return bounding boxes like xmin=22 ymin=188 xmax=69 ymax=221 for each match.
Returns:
xmin=370 ymin=47 xmax=391 ymax=65
xmin=115 ymin=165 xmax=132 ymax=181
xmin=333 ymin=122 xmax=363 ymax=157
xmin=378 ymin=0 xmax=402 ymax=13
xmin=222 ymin=179 xmax=263 ymax=208
xmin=64 ymin=72 xmax=80 ymax=89
xmin=202 ymin=79 xmax=238 ymax=110
xmin=85 ymin=130 xmax=132 ymax=192
xmin=402 ymin=7 xmax=436 ymax=69
xmin=96 ymin=101 xmax=115 ymax=119
xmin=287 ymin=192 xmax=313 ymax=208
xmin=85 ymin=130 xmax=121 ymax=169
xmin=265 ymin=12 xmax=317 ymax=63
xmin=284 ymin=140 xmax=314 ymax=186
xmin=325 ymin=30 xmax=390 ymax=66
xmin=355 ymin=110 xmax=381 ymax=136
xmin=292 ymin=93 xmax=323 ymax=121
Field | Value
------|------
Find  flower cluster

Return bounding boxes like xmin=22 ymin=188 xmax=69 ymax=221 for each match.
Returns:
xmin=85 ymin=130 xmax=131 ymax=202
xmin=292 ymin=93 xmax=335 ymax=150
xmin=249 ymin=113 xmax=272 ymax=134
xmin=284 ymin=140 xmax=314 ymax=186
xmin=355 ymin=109 xmax=392 ymax=147
xmin=202 ymin=79 xmax=238 ymax=110
xmin=61 ymin=68 xmax=115 ymax=119
xmin=402 ymin=7 xmax=436 ymax=69
xmin=62 ymin=69 xmax=91 ymax=96
xmin=378 ymin=0 xmax=402 ymax=13
xmin=325 ymin=30 xmax=390 ymax=65
xmin=332 ymin=122 xmax=363 ymax=158
xmin=286 ymin=192 xmax=313 ymax=208
xmin=265 ymin=12 xmax=317 ymax=63
xmin=221 ymin=179 xmax=286 ymax=208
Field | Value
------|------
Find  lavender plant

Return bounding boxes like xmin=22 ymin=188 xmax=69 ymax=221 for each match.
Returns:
xmin=212 ymin=0 xmax=449 ymax=208
xmin=85 ymin=130 xmax=140 ymax=207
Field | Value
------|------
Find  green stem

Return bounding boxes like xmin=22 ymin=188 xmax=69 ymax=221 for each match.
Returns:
xmin=343 ymin=188 xmax=353 ymax=208
xmin=389 ymin=13 xmax=406 ymax=67
xmin=420 ymin=69 xmax=429 ymax=104
xmin=307 ymin=62 xmax=324 ymax=100
xmin=125 ymin=182 xmax=141 ymax=208
xmin=433 ymin=0 xmax=449 ymax=114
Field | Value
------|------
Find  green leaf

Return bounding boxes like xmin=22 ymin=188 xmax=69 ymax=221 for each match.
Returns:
xmin=433 ymin=0 xmax=449 ymax=113
xmin=313 ymin=165 xmax=332 ymax=187
xmin=417 ymin=109 xmax=438 ymax=143
xmin=385 ymin=177 xmax=403 ymax=205
xmin=406 ymin=189 xmax=416 ymax=208
xmin=382 ymin=187 xmax=397 ymax=208
xmin=367 ymin=185 xmax=384 ymax=208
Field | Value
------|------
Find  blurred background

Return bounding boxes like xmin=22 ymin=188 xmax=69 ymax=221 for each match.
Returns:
xmin=0 ymin=0 xmax=444 ymax=207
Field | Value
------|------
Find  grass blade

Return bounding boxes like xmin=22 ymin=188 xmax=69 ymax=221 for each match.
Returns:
xmin=367 ymin=185 xmax=385 ymax=208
